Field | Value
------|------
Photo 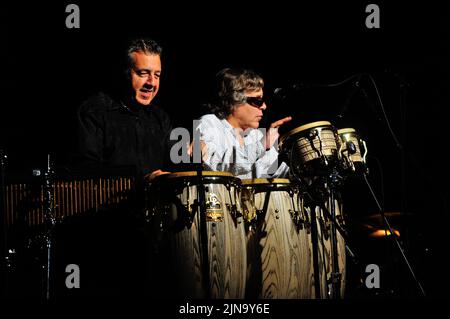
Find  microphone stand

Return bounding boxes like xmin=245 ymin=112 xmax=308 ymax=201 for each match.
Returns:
xmin=363 ymin=173 xmax=426 ymax=297
xmin=365 ymin=73 xmax=425 ymax=296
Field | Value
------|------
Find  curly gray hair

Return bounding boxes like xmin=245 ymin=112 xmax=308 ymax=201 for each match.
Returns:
xmin=208 ymin=68 xmax=264 ymax=119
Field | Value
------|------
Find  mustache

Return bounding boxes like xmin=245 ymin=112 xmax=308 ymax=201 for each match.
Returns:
xmin=140 ymin=84 xmax=156 ymax=92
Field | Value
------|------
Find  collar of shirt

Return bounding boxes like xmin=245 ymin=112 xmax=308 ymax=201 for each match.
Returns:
xmin=219 ymin=118 xmax=264 ymax=146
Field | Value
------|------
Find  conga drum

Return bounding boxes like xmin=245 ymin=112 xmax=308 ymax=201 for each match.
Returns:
xmin=149 ymin=171 xmax=246 ymax=299
xmin=241 ymin=178 xmax=314 ymax=298
xmin=337 ymin=128 xmax=368 ymax=175
xmin=280 ymin=121 xmax=341 ymax=177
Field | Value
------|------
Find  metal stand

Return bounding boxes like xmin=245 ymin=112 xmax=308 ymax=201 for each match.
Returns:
xmin=0 ymin=150 xmax=8 ymax=297
xmin=288 ymin=142 xmax=356 ymax=299
xmin=41 ymin=154 xmax=56 ymax=301
xmin=303 ymin=171 xmax=346 ymax=299
xmin=327 ymin=170 xmax=342 ymax=299
xmin=308 ymin=207 xmax=322 ymax=298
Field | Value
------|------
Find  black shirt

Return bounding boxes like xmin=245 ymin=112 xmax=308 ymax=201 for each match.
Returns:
xmin=76 ymin=92 xmax=172 ymax=177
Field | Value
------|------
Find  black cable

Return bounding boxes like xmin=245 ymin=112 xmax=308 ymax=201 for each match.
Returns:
xmin=291 ymin=72 xmax=402 ymax=151
xmin=367 ymin=155 xmax=385 ymax=211
xmin=318 ymin=73 xmax=364 ymax=88
xmin=273 ymin=73 xmax=365 ymax=101
xmin=367 ymin=74 xmax=403 ymax=150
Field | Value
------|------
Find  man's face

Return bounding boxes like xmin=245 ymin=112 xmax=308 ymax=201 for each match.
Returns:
xmin=230 ymin=88 xmax=266 ymax=130
xmin=130 ymin=51 xmax=161 ymax=106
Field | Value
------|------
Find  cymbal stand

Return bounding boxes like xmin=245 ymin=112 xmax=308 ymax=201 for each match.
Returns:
xmin=41 ymin=154 xmax=56 ymax=301
xmin=363 ymin=173 xmax=426 ymax=297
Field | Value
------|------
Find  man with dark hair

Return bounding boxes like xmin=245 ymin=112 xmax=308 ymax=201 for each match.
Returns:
xmin=76 ymin=38 xmax=171 ymax=180
xmin=193 ymin=68 xmax=292 ymax=178
xmin=68 ymin=38 xmax=171 ymax=297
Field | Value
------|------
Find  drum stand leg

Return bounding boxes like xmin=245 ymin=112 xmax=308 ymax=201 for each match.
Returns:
xmin=328 ymin=183 xmax=342 ymax=299
xmin=309 ymin=208 xmax=322 ymax=299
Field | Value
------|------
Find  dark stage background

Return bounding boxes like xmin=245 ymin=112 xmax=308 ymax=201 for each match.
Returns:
xmin=1 ymin=1 xmax=448 ymax=299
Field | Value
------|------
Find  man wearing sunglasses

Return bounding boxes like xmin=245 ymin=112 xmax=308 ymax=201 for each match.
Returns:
xmin=192 ymin=68 xmax=292 ymax=178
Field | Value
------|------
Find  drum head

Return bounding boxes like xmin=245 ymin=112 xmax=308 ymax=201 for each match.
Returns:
xmin=153 ymin=170 xmax=240 ymax=186
xmin=280 ymin=121 xmax=332 ymax=146
xmin=241 ymin=178 xmax=290 ymax=185
xmin=164 ymin=171 xmax=234 ymax=178
xmin=241 ymin=178 xmax=293 ymax=193
xmin=279 ymin=121 xmax=340 ymax=177
xmin=337 ymin=128 xmax=356 ymax=135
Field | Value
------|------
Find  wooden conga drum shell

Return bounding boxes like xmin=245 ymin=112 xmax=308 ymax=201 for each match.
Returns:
xmin=150 ymin=172 xmax=246 ymax=299
xmin=242 ymin=179 xmax=313 ymax=298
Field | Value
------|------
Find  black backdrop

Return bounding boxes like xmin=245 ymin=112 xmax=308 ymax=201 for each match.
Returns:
xmin=1 ymin=1 xmax=448 ymax=299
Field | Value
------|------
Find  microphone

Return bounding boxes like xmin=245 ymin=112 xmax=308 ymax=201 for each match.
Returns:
xmin=273 ymin=87 xmax=284 ymax=96
xmin=273 ymin=83 xmax=304 ymax=100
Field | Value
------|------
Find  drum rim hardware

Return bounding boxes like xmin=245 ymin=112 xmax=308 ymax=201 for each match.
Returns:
xmin=152 ymin=172 xmax=243 ymax=224
xmin=280 ymin=120 xmax=333 ymax=147
xmin=164 ymin=171 xmax=235 ymax=178
xmin=337 ymin=127 xmax=369 ymax=174
xmin=281 ymin=122 xmax=342 ymax=178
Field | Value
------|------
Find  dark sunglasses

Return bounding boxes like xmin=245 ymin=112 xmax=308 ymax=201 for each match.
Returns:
xmin=245 ymin=96 xmax=265 ymax=108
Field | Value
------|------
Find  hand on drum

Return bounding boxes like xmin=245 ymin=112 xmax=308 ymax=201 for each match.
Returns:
xmin=265 ymin=116 xmax=292 ymax=150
